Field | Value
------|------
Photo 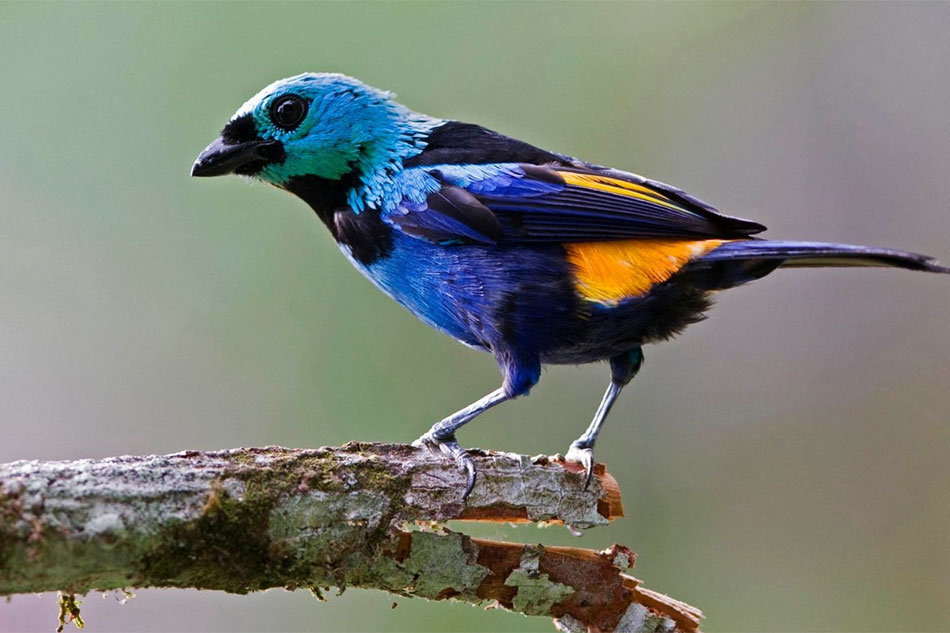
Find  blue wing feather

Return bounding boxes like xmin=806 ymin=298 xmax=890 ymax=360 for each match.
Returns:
xmin=380 ymin=162 xmax=764 ymax=246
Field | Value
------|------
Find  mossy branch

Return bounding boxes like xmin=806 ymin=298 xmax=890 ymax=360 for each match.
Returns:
xmin=0 ymin=443 xmax=700 ymax=632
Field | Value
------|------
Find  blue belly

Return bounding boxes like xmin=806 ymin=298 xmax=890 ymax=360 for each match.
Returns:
xmin=340 ymin=233 xmax=713 ymax=363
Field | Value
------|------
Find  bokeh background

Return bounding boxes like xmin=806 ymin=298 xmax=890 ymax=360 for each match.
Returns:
xmin=2 ymin=2 xmax=949 ymax=631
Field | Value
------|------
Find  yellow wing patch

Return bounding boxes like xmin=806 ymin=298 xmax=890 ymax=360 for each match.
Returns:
xmin=565 ymin=239 xmax=725 ymax=305
xmin=556 ymin=171 xmax=683 ymax=211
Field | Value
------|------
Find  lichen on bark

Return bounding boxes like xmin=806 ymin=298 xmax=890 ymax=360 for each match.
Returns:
xmin=0 ymin=444 xmax=699 ymax=633
xmin=505 ymin=545 xmax=575 ymax=615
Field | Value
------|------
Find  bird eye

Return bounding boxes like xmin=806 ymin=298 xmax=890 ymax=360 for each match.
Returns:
xmin=269 ymin=94 xmax=308 ymax=131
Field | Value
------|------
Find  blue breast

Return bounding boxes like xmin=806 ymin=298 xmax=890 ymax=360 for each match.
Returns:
xmin=340 ymin=232 xmax=584 ymax=355
xmin=340 ymin=232 xmax=494 ymax=348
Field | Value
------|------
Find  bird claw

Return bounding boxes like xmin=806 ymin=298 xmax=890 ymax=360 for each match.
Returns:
xmin=565 ymin=442 xmax=595 ymax=491
xmin=412 ymin=433 xmax=477 ymax=500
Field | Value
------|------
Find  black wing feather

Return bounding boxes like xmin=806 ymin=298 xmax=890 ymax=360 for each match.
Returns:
xmin=396 ymin=121 xmax=766 ymax=244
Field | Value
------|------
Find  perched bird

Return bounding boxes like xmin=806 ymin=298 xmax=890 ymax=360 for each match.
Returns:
xmin=193 ymin=73 xmax=947 ymax=496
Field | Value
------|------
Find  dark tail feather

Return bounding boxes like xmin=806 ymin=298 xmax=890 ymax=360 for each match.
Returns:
xmin=688 ymin=240 xmax=950 ymax=289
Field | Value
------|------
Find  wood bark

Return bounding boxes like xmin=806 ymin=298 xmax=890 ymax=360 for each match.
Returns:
xmin=0 ymin=443 xmax=701 ymax=632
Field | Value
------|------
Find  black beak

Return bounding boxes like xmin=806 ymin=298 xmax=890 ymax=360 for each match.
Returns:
xmin=191 ymin=136 xmax=283 ymax=177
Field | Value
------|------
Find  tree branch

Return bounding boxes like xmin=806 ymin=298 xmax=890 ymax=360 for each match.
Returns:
xmin=0 ymin=443 xmax=700 ymax=632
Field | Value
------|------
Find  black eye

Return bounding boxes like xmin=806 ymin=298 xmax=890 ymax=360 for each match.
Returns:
xmin=269 ymin=94 xmax=308 ymax=131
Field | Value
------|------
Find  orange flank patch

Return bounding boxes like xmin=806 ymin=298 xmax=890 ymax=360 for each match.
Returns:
xmin=556 ymin=171 xmax=682 ymax=211
xmin=565 ymin=239 xmax=725 ymax=305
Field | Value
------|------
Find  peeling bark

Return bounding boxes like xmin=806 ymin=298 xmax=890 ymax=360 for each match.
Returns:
xmin=0 ymin=443 xmax=700 ymax=632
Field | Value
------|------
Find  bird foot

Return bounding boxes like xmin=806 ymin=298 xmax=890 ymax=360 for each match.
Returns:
xmin=564 ymin=442 xmax=595 ymax=490
xmin=412 ymin=432 xmax=477 ymax=500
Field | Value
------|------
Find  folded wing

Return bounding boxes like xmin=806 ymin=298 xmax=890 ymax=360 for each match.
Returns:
xmin=382 ymin=162 xmax=765 ymax=246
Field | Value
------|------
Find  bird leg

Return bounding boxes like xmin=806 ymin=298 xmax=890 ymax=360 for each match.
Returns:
xmin=566 ymin=381 xmax=624 ymax=489
xmin=413 ymin=387 xmax=510 ymax=499
xmin=565 ymin=348 xmax=644 ymax=489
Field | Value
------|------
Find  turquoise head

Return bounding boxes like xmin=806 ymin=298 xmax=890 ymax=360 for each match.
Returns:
xmin=192 ymin=73 xmax=440 ymax=208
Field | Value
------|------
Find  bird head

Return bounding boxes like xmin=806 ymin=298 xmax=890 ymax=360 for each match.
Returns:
xmin=192 ymin=73 xmax=438 ymax=203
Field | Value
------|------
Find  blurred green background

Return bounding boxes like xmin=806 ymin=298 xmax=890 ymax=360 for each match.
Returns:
xmin=2 ymin=2 xmax=949 ymax=631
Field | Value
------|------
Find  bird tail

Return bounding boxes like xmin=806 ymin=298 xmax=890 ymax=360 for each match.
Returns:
xmin=686 ymin=239 xmax=950 ymax=289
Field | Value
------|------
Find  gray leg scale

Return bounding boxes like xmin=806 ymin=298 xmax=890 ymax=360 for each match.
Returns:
xmin=424 ymin=387 xmax=510 ymax=441
xmin=566 ymin=348 xmax=644 ymax=488
xmin=412 ymin=387 xmax=511 ymax=499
